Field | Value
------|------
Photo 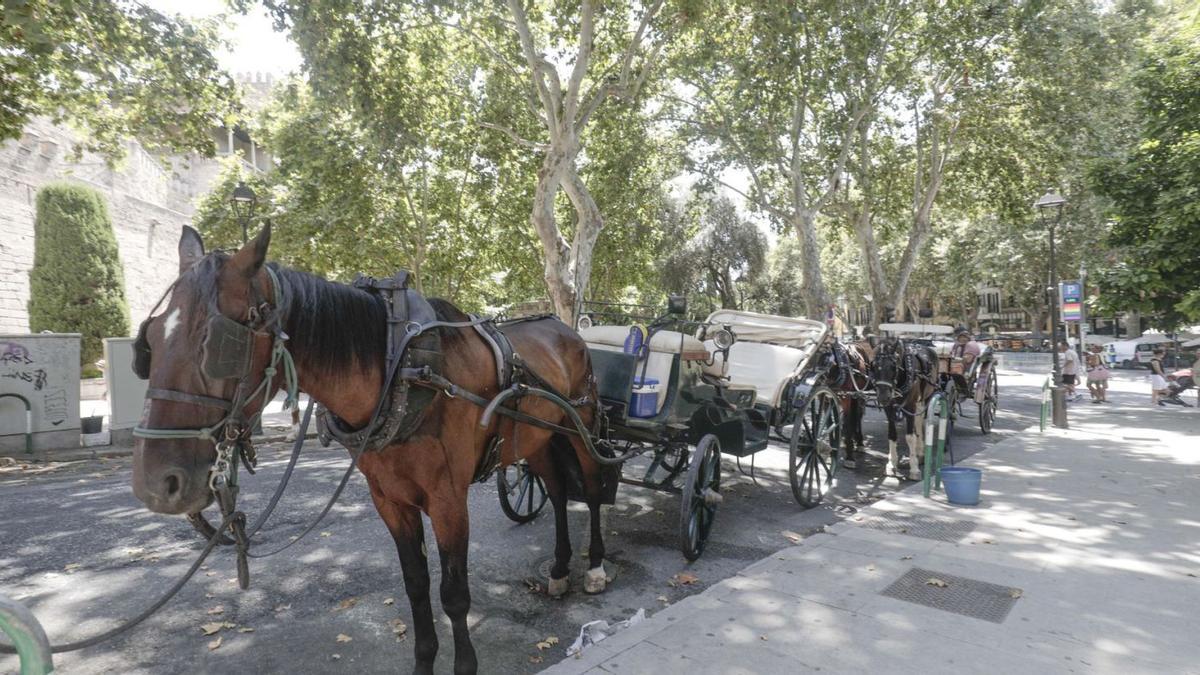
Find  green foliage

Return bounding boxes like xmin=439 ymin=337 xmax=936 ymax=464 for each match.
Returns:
xmin=1092 ymin=32 xmax=1200 ymax=328
xmin=1 ymin=0 xmax=240 ymax=160
xmin=663 ymin=196 xmax=766 ymax=311
xmin=28 ymin=183 xmax=130 ymax=366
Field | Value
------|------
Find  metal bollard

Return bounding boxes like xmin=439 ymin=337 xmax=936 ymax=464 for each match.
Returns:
xmin=0 ymin=594 xmax=53 ymax=674
xmin=922 ymin=393 xmax=949 ymax=498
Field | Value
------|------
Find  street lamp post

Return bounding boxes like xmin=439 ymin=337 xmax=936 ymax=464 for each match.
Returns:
xmin=1035 ymin=188 xmax=1068 ymax=429
xmin=231 ymin=181 xmax=257 ymax=245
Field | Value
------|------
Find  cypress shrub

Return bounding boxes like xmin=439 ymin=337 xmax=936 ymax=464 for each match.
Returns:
xmin=28 ymin=182 xmax=130 ymax=367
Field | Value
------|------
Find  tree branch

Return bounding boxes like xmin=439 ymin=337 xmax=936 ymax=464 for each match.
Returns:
xmin=479 ymin=121 xmax=547 ymax=151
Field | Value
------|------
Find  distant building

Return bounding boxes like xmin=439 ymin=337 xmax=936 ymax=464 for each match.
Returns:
xmin=0 ymin=73 xmax=275 ymax=336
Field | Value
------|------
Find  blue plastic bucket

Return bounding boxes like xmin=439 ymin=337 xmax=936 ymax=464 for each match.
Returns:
xmin=940 ymin=467 xmax=982 ymax=506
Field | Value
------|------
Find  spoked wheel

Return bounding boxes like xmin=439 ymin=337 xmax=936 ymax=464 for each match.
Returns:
xmin=645 ymin=442 xmax=688 ymax=487
xmin=679 ymin=434 xmax=722 ymax=562
xmin=979 ymin=371 xmax=998 ymax=434
xmin=789 ymin=386 xmax=842 ymax=508
xmin=497 ymin=460 xmax=548 ymax=524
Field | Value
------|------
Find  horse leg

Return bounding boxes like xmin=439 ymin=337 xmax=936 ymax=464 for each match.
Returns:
xmin=374 ymin=498 xmax=439 ymax=674
xmin=428 ymin=502 xmax=478 ymax=675
xmin=885 ymin=405 xmax=900 ymax=477
xmin=569 ymin=436 xmax=608 ymax=594
xmin=524 ymin=449 xmax=573 ymax=597
xmin=841 ymin=397 xmax=858 ymax=469
xmin=908 ymin=403 xmax=925 ymax=482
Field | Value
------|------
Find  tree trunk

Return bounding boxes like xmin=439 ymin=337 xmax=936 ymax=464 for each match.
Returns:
xmin=561 ymin=169 xmax=604 ymax=326
xmin=793 ymin=209 xmax=830 ymax=319
xmin=530 ymin=150 xmax=576 ymax=322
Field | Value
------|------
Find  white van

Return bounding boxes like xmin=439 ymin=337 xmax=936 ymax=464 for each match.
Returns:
xmin=1106 ymin=338 xmax=1173 ymax=369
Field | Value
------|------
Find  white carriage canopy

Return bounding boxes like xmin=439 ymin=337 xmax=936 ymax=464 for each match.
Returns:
xmin=705 ymin=310 xmax=829 ymax=408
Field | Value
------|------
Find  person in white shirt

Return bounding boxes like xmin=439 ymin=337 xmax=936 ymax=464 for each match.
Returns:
xmin=1059 ymin=341 xmax=1080 ymax=401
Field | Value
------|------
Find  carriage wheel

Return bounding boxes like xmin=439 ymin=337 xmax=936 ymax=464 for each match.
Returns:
xmin=497 ymin=460 xmax=548 ymax=524
xmin=979 ymin=370 xmax=998 ymax=434
xmin=789 ymin=386 xmax=841 ymax=509
xmin=679 ymin=434 xmax=721 ymax=561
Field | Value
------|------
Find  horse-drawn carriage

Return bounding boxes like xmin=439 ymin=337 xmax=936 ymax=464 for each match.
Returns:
xmin=496 ymin=304 xmax=849 ymax=557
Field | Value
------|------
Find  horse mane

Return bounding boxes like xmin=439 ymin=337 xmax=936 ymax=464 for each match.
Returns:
xmin=270 ymin=264 xmax=388 ymax=378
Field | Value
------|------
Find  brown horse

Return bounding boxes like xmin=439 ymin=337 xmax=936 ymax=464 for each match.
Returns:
xmin=131 ymin=225 xmax=608 ymax=674
xmin=835 ymin=339 xmax=874 ymax=469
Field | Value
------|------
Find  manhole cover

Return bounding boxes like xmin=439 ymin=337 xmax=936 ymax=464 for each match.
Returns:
xmin=881 ymin=567 xmax=1021 ymax=623
xmin=536 ymin=557 xmax=555 ymax=580
xmin=854 ymin=511 xmax=976 ymax=543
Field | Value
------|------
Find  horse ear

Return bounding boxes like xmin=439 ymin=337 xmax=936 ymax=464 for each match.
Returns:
xmin=179 ymin=226 xmax=205 ymax=273
xmin=229 ymin=221 xmax=272 ymax=278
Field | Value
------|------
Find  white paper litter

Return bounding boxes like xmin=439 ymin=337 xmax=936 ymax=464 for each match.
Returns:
xmin=565 ymin=608 xmax=646 ymax=657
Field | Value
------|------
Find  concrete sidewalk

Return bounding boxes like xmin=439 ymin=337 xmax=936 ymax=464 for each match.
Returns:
xmin=546 ymin=390 xmax=1200 ymax=673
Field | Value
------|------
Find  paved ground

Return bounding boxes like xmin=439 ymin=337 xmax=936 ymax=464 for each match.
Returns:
xmin=545 ymin=374 xmax=1200 ymax=675
xmin=0 ymin=369 xmax=1132 ymax=674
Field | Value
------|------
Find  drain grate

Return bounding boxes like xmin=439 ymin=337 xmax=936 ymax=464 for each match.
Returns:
xmin=854 ymin=510 xmax=976 ymax=543
xmin=881 ymin=567 xmax=1021 ymax=623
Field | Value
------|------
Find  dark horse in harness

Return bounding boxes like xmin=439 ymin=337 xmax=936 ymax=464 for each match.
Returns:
xmin=831 ymin=339 xmax=874 ymax=469
xmin=871 ymin=337 xmax=938 ymax=481
xmin=131 ymin=225 xmax=608 ymax=674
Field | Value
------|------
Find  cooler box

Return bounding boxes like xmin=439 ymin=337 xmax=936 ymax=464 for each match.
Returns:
xmin=630 ymin=377 xmax=661 ymax=418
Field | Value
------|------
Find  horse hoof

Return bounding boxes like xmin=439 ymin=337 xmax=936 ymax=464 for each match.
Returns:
xmin=547 ymin=575 xmax=569 ymax=597
xmin=583 ymin=567 xmax=608 ymax=595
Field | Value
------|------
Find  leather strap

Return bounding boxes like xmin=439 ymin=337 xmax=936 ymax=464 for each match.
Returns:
xmin=145 ymin=387 xmax=234 ymax=411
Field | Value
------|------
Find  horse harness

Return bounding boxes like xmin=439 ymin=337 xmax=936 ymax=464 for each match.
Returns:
xmin=311 ymin=271 xmax=582 ymax=485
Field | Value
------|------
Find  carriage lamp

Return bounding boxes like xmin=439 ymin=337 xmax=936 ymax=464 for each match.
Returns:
xmin=577 ymin=314 xmax=593 ymax=331
xmin=1035 ymin=188 xmax=1068 ymax=429
xmin=712 ymin=327 xmax=736 ymax=350
xmin=231 ymin=181 xmax=258 ymax=244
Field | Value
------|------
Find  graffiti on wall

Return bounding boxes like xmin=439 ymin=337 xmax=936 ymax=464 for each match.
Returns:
xmin=0 ymin=335 xmax=79 ymax=434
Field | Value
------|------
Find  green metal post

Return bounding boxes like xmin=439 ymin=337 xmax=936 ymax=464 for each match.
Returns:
xmin=0 ymin=594 xmax=53 ymax=674
xmin=1039 ymin=374 xmax=1051 ymax=433
xmin=923 ymin=393 xmax=948 ymax=498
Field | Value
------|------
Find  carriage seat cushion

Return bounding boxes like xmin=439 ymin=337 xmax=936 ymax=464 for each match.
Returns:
xmin=707 ymin=340 xmax=810 ymax=408
xmin=580 ymin=325 xmax=709 ymax=360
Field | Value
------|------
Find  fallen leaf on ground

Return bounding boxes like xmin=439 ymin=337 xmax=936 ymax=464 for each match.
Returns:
xmin=238 ymin=627 xmax=255 ymax=633
xmin=200 ymin=623 xmax=224 ymax=636
xmin=336 ymin=634 xmax=353 ymax=643
xmin=320 ymin=531 xmax=332 ymax=537
xmin=274 ymin=604 xmax=291 ymax=612
xmin=529 ymin=655 xmax=544 ymax=664
xmin=331 ymin=654 xmax=341 ymax=661
xmin=900 ymin=555 xmax=914 ymax=561
xmin=206 ymin=606 xmax=224 ymax=615
xmin=656 ymin=595 xmax=669 ymax=603
xmin=205 ymin=594 xmax=214 ymax=599
xmin=205 ymin=572 xmax=216 ymax=577
xmin=781 ymin=530 xmax=803 ymax=544
xmin=63 ymin=563 xmax=81 ymax=572
xmin=390 ymin=619 xmax=407 ymax=636
xmin=1009 ymin=589 xmax=1023 ymax=599
xmin=535 ymin=636 xmax=559 ymax=650
xmin=925 ymin=578 xmax=949 ymax=588
xmin=208 ymin=637 xmax=222 ymax=651
xmin=221 ymin=622 xmax=236 ymax=629
xmin=980 ymin=539 xmax=994 ymax=545
xmin=382 ymin=597 xmax=395 ymax=606
xmin=669 ymin=572 xmax=699 ymax=587
xmin=333 ymin=597 xmax=358 ymax=612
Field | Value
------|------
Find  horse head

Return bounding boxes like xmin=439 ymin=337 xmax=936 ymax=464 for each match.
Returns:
xmin=131 ymin=224 xmax=281 ymax=515
xmin=872 ymin=337 xmax=906 ymax=404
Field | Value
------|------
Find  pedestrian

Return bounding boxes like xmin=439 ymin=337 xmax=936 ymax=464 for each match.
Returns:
xmin=1086 ymin=344 xmax=1110 ymax=404
xmin=1059 ymin=341 xmax=1081 ymax=402
xmin=1149 ymin=348 xmax=1171 ymax=406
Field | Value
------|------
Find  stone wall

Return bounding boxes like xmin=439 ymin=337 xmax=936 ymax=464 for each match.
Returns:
xmin=0 ymin=118 xmax=216 ymax=338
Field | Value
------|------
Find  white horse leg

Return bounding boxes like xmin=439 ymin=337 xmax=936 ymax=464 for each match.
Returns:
xmin=908 ymin=407 xmax=925 ymax=481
